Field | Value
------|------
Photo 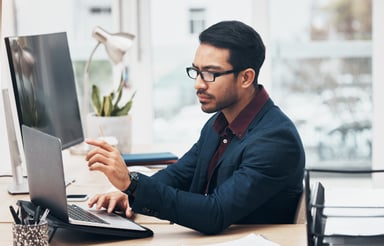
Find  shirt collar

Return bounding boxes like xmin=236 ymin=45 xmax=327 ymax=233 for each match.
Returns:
xmin=213 ymin=84 xmax=269 ymax=138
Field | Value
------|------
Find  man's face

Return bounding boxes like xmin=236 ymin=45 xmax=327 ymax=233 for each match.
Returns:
xmin=192 ymin=44 xmax=241 ymax=114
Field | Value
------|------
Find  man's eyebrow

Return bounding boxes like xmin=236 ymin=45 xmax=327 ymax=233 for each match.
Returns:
xmin=191 ymin=63 xmax=222 ymax=70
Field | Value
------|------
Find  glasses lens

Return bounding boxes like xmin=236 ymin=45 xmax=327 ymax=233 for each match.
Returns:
xmin=187 ymin=68 xmax=198 ymax=79
xmin=201 ymin=71 xmax=214 ymax=82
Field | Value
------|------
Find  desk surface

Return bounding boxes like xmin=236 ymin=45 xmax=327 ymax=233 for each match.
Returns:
xmin=0 ymin=150 xmax=307 ymax=245
xmin=0 ymin=223 xmax=306 ymax=245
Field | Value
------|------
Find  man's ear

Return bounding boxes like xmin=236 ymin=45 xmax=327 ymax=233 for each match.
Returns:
xmin=240 ymin=68 xmax=256 ymax=88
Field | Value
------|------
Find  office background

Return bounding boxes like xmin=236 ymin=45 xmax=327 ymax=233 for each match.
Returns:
xmin=0 ymin=0 xmax=383 ymax=185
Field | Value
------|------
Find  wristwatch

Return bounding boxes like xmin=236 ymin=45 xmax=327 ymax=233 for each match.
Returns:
xmin=125 ymin=172 xmax=139 ymax=196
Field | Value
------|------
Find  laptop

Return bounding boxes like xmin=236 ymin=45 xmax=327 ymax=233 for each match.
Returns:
xmin=21 ymin=125 xmax=151 ymax=234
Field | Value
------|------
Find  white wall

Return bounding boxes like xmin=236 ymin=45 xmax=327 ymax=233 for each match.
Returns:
xmin=0 ymin=0 xmax=15 ymax=173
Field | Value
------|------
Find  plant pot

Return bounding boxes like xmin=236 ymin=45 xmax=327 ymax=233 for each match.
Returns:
xmin=86 ymin=113 xmax=132 ymax=154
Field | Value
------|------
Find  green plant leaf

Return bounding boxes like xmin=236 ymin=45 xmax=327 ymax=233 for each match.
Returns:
xmin=103 ymin=95 xmax=113 ymax=116
xmin=112 ymin=91 xmax=136 ymax=116
xmin=91 ymin=84 xmax=102 ymax=116
xmin=113 ymin=79 xmax=124 ymax=109
xmin=114 ymin=101 xmax=132 ymax=116
xmin=90 ymin=76 xmax=135 ymax=116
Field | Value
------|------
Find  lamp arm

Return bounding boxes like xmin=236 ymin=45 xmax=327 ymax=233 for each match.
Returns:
xmin=83 ymin=42 xmax=101 ymax=137
xmin=84 ymin=42 xmax=101 ymax=74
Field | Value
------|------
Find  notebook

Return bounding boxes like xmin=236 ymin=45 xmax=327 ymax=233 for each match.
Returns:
xmin=22 ymin=125 xmax=151 ymax=233
xmin=122 ymin=152 xmax=178 ymax=166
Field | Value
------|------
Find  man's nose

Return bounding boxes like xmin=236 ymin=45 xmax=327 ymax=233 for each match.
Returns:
xmin=194 ymin=75 xmax=207 ymax=90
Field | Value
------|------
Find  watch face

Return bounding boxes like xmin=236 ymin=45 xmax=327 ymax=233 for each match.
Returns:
xmin=131 ymin=172 xmax=139 ymax=181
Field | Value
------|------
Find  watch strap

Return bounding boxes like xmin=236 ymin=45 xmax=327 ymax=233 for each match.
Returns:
xmin=124 ymin=172 xmax=139 ymax=196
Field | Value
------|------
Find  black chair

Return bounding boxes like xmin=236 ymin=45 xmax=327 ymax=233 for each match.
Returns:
xmin=305 ymin=168 xmax=384 ymax=246
xmin=305 ymin=170 xmax=326 ymax=246
xmin=293 ymin=189 xmax=306 ymax=224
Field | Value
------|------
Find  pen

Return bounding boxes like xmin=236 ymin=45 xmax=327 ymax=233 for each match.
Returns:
xmin=19 ymin=205 xmax=27 ymax=225
xmin=9 ymin=205 xmax=21 ymax=224
xmin=39 ymin=208 xmax=50 ymax=223
xmin=34 ymin=205 xmax=41 ymax=225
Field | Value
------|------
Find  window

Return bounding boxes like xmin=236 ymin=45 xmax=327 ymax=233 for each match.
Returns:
xmin=188 ymin=8 xmax=206 ymax=34
xmin=2 ymin=0 xmax=378 ymax=171
xmin=270 ymin=0 xmax=372 ymax=168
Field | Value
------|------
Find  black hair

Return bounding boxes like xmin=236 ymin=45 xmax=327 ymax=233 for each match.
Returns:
xmin=199 ymin=20 xmax=265 ymax=84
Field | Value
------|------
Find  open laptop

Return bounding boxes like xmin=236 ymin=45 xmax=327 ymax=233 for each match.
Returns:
xmin=21 ymin=125 xmax=151 ymax=234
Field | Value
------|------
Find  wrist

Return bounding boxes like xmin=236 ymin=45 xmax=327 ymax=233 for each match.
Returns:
xmin=123 ymin=172 xmax=139 ymax=196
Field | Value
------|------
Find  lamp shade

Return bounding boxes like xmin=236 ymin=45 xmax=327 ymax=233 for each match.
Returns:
xmin=92 ymin=26 xmax=135 ymax=64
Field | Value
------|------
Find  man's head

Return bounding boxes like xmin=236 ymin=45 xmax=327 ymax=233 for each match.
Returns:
xmin=198 ymin=20 xmax=265 ymax=85
xmin=188 ymin=20 xmax=266 ymax=120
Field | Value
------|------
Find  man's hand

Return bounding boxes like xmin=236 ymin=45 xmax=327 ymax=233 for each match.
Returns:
xmin=88 ymin=191 xmax=134 ymax=218
xmin=85 ymin=138 xmax=131 ymax=191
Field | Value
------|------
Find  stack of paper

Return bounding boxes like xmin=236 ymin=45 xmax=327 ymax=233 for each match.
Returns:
xmin=323 ymin=188 xmax=384 ymax=236
xmin=203 ymin=233 xmax=280 ymax=246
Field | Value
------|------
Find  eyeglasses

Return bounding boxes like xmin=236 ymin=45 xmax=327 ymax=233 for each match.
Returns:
xmin=186 ymin=67 xmax=238 ymax=82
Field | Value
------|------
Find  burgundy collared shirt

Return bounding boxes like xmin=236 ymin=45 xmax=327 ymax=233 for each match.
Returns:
xmin=205 ymin=85 xmax=270 ymax=193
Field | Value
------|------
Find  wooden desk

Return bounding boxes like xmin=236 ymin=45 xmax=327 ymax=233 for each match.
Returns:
xmin=0 ymin=150 xmax=307 ymax=245
xmin=0 ymin=222 xmax=306 ymax=245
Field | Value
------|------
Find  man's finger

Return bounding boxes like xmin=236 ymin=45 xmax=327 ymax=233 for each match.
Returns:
xmin=85 ymin=138 xmax=115 ymax=152
xmin=107 ymin=198 xmax=118 ymax=213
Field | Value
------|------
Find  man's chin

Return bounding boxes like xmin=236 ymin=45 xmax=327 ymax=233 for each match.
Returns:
xmin=200 ymin=104 xmax=216 ymax=114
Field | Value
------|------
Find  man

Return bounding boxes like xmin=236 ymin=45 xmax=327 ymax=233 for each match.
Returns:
xmin=85 ymin=20 xmax=305 ymax=235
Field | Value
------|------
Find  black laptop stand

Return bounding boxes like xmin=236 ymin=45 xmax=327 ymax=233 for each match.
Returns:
xmin=17 ymin=200 xmax=154 ymax=242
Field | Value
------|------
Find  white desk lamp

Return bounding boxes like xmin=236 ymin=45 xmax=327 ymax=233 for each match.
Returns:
xmin=71 ymin=26 xmax=135 ymax=154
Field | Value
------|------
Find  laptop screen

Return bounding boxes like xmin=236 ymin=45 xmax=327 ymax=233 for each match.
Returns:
xmin=22 ymin=125 xmax=70 ymax=222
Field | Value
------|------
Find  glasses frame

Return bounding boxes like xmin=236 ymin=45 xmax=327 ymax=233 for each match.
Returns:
xmin=186 ymin=67 xmax=239 ymax=82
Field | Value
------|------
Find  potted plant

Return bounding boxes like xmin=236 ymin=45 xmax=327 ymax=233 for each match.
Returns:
xmin=91 ymin=77 xmax=136 ymax=117
xmin=87 ymin=76 xmax=136 ymax=153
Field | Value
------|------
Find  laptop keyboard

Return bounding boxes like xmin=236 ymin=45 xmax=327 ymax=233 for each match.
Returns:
xmin=68 ymin=204 xmax=108 ymax=224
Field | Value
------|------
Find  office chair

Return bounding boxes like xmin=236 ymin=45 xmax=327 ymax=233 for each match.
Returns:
xmin=305 ymin=168 xmax=384 ymax=246
xmin=304 ymin=170 xmax=325 ymax=246
xmin=293 ymin=190 xmax=306 ymax=224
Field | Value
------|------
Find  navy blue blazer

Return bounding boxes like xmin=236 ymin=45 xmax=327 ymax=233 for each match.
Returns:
xmin=130 ymin=98 xmax=305 ymax=234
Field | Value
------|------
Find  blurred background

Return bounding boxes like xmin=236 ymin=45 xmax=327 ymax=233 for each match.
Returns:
xmin=1 ymin=0 xmax=383 ymax=174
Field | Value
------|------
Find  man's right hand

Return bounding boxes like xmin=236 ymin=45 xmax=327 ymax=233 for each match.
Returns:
xmin=85 ymin=138 xmax=131 ymax=191
xmin=88 ymin=191 xmax=134 ymax=218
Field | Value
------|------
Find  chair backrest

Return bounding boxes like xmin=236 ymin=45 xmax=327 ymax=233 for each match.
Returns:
xmin=304 ymin=170 xmax=313 ymax=245
xmin=305 ymin=181 xmax=326 ymax=246
xmin=311 ymin=182 xmax=326 ymax=245
xmin=304 ymin=170 xmax=326 ymax=246
xmin=294 ymin=188 xmax=306 ymax=224
xmin=305 ymin=168 xmax=384 ymax=246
